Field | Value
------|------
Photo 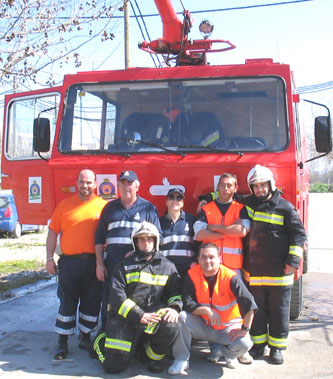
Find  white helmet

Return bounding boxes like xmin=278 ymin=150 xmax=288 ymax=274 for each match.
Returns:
xmin=247 ymin=165 xmax=276 ymax=192
xmin=131 ymin=221 xmax=160 ymax=251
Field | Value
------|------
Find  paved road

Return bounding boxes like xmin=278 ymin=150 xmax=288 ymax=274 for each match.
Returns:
xmin=0 ymin=194 xmax=332 ymax=378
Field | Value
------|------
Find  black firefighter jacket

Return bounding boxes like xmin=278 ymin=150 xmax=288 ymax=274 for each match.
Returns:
xmin=108 ymin=250 xmax=183 ymax=324
xmin=242 ymin=190 xmax=307 ymax=286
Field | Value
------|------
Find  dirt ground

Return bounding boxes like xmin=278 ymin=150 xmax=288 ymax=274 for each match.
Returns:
xmin=0 ymin=229 xmax=48 ymax=263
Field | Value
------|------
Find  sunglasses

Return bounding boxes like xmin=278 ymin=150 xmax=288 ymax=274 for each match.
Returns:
xmin=168 ymin=195 xmax=183 ymax=201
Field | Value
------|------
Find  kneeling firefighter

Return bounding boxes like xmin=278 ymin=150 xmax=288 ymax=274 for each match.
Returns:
xmin=93 ymin=221 xmax=182 ymax=374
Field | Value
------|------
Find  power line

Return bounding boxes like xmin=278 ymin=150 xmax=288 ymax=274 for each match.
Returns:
xmin=2 ymin=1 xmax=313 ymax=20
xmin=297 ymin=81 xmax=333 ymax=94
xmin=124 ymin=0 xmax=314 ymax=18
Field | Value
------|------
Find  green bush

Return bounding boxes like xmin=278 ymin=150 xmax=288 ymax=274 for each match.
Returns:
xmin=310 ymin=183 xmax=333 ymax=192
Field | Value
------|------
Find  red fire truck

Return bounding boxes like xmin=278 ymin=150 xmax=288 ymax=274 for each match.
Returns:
xmin=1 ymin=1 xmax=331 ymax=317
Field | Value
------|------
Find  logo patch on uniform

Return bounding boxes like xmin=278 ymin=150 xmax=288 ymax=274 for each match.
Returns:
xmin=185 ymin=223 xmax=189 ymax=231
xmin=134 ymin=213 xmax=141 ymax=220
xmin=124 ymin=265 xmax=138 ymax=271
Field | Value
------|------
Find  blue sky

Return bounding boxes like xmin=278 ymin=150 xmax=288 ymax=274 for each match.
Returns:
xmin=81 ymin=0 xmax=330 ymax=88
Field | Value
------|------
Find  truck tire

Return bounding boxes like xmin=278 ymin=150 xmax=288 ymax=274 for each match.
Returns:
xmin=290 ymin=276 xmax=303 ymax=320
xmin=11 ymin=222 xmax=22 ymax=238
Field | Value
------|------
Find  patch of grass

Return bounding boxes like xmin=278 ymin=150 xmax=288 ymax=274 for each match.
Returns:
xmin=2 ymin=240 xmax=46 ymax=249
xmin=0 ymin=260 xmax=44 ymax=274
xmin=0 ymin=260 xmax=49 ymax=294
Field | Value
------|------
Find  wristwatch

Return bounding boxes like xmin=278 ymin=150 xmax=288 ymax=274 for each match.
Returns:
xmin=241 ymin=325 xmax=250 ymax=332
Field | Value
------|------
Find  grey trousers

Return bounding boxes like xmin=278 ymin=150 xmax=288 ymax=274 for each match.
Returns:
xmin=172 ymin=311 xmax=253 ymax=361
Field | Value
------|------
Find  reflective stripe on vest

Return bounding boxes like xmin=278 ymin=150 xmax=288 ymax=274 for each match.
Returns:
xmin=242 ymin=269 xmax=294 ymax=286
xmin=188 ymin=264 xmax=241 ymax=330
xmin=105 ymin=337 xmax=132 ymax=352
xmin=202 ymin=200 xmax=244 ymax=269
xmin=125 ymin=271 xmax=169 ymax=286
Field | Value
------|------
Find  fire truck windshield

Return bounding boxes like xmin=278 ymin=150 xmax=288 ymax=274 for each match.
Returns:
xmin=58 ymin=77 xmax=288 ymax=154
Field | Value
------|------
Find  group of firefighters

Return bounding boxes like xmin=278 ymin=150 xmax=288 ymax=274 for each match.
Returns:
xmin=46 ymin=164 xmax=306 ymax=375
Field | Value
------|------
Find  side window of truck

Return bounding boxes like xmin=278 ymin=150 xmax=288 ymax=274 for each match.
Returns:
xmin=6 ymin=94 xmax=59 ymax=159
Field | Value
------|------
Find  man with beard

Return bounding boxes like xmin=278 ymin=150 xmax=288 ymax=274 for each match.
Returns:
xmin=93 ymin=222 xmax=182 ymax=374
xmin=46 ymin=169 xmax=107 ymax=360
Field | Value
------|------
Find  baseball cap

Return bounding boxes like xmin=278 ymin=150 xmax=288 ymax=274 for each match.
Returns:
xmin=119 ymin=170 xmax=138 ymax=182
xmin=167 ymin=187 xmax=185 ymax=199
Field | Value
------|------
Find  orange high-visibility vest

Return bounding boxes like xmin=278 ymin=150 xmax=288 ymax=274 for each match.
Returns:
xmin=202 ymin=200 xmax=244 ymax=269
xmin=188 ymin=264 xmax=242 ymax=330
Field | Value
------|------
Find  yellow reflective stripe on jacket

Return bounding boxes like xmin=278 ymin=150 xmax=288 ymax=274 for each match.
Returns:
xmin=242 ymin=270 xmax=294 ymax=286
xmin=125 ymin=271 xmax=169 ymax=286
xmin=289 ymin=245 xmax=303 ymax=258
xmin=105 ymin=337 xmax=132 ymax=352
xmin=245 ymin=206 xmax=284 ymax=225
xmin=250 ymin=275 xmax=294 ymax=286
xmin=268 ymin=335 xmax=287 ymax=349
xmin=251 ymin=333 xmax=268 ymax=345
xmin=252 ymin=211 xmax=284 ymax=225
xmin=202 ymin=130 xmax=219 ymax=146
xmin=246 ymin=206 xmax=254 ymax=219
xmin=210 ymin=191 xmax=219 ymax=201
xmin=167 ymin=295 xmax=182 ymax=304
xmin=93 ymin=331 xmax=106 ymax=363
xmin=145 ymin=343 xmax=165 ymax=361
xmin=118 ymin=298 xmax=136 ymax=318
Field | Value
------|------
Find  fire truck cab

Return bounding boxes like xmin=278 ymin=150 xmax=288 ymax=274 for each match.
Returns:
xmin=1 ymin=1 xmax=332 ymax=318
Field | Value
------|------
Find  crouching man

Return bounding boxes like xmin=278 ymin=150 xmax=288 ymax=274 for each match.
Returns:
xmin=168 ymin=243 xmax=257 ymax=375
xmin=93 ymin=221 xmax=182 ymax=374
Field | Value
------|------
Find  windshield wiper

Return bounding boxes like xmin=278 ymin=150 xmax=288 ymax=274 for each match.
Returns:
xmin=176 ymin=144 xmax=227 ymax=152
xmin=116 ymin=137 xmax=186 ymax=157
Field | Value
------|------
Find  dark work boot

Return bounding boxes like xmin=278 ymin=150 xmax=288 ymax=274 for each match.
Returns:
xmin=270 ymin=347 xmax=284 ymax=365
xmin=249 ymin=345 xmax=265 ymax=359
xmin=54 ymin=334 xmax=68 ymax=360
xmin=147 ymin=360 xmax=163 ymax=374
xmin=78 ymin=332 xmax=91 ymax=351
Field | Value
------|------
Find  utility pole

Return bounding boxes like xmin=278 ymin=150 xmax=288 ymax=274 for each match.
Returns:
xmin=124 ymin=0 xmax=130 ymax=68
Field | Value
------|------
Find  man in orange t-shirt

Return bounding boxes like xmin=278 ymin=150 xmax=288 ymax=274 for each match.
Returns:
xmin=46 ymin=169 xmax=107 ymax=360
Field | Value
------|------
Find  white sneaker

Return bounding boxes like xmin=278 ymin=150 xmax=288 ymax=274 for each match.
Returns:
xmin=238 ymin=351 xmax=253 ymax=364
xmin=225 ymin=356 xmax=239 ymax=369
xmin=206 ymin=349 xmax=223 ymax=362
xmin=168 ymin=360 xmax=189 ymax=375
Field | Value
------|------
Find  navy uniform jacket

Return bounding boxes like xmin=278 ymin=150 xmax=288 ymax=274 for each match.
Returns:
xmin=95 ymin=196 xmax=162 ymax=266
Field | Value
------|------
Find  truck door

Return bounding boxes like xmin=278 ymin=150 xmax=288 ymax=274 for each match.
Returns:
xmin=1 ymin=90 xmax=61 ymax=225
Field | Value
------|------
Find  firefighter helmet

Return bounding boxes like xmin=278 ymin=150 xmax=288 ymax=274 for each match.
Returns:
xmin=131 ymin=221 xmax=160 ymax=251
xmin=247 ymin=165 xmax=276 ymax=192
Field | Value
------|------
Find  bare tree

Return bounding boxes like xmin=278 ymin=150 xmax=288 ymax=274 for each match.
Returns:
xmin=0 ymin=0 xmax=122 ymax=88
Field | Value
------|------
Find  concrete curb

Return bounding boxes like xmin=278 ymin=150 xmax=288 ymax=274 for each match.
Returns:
xmin=0 ymin=275 xmax=57 ymax=304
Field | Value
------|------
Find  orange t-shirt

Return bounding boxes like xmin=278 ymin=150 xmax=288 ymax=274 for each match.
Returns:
xmin=49 ymin=195 xmax=107 ymax=255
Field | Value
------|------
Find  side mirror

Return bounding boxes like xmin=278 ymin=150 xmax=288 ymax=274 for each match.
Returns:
xmin=315 ymin=116 xmax=332 ymax=153
xmin=33 ymin=117 xmax=50 ymax=152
